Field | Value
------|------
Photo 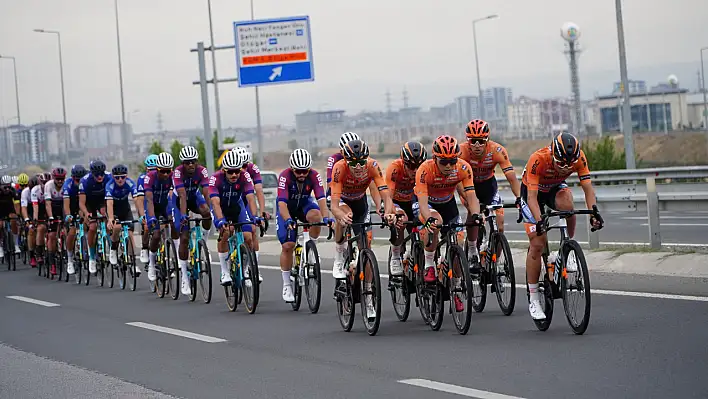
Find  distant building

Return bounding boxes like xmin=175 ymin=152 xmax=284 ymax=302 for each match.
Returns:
xmin=295 ymin=110 xmax=347 ymax=149
xmin=507 ymin=96 xmax=543 ymax=139
xmin=596 ymin=89 xmax=690 ymax=132
xmin=482 ymin=87 xmax=513 ymax=133
xmin=454 ymin=96 xmax=480 ymax=124
xmin=613 ymin=80 xmax=647 ymax=95
xmin=13 ymin=128 xmax=49 ymax=165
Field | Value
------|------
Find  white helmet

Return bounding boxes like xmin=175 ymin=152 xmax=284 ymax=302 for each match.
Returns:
xmin=11 ymin=176 xmax=18 ymax=184
xmin=289 ymin=149 xmax=312 ymax=170
xmin=339 ymin=132 xmax=360 ymax=151
xmin=221 ymin=150 xmax=241 ymax=169
xmin=231 ymin=146 xmax=249 ymax=167
xmin=1 ymin=175 xmax=12 ymax=184
xmin=179 ymin=145 xmax=198 ymax=161
xmin=156 ymin=152 xmax=174 ymax=169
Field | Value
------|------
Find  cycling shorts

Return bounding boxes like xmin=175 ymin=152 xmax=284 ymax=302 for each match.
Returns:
xmin=339 ymin=195 xmax=371 ymax=238
xmin=169 ymin=190 xmax=207 ymax=229
xmin=474 ymin=177 xmax=504 ymax=216
xmin=0 ymin=201 xmax=15 ymax=219
xmin=145 ymin=201 xmax=170 ymax=223
xmin=111 ymin=200 xmax=134 ymax=230
xmin=413 ymin=197 xmax=462 ymax=233
xmin=519 ymin=182 xmax=570 ymax=224
xmin=47 ymin=202 xmax=65 ymax=232
xmin=275 ymin=198 xmax=320 ymax=244
xmin=211 ymin=203 xmax=253 ymax=233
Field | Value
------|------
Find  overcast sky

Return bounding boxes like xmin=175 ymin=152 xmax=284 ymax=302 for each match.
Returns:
xmin=0 ymin=0 xmax=705 ymax=133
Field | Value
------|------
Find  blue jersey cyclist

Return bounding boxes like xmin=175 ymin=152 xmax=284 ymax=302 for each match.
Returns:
xmin=144 ymin=152 xmax=179 ymax=282
xmin=105 ymin=164 xmax=143 ymax=274
xmin=135 ymin=154 xmax=158 ymax=264
xmin=79 ymin=160 xmax=112 ymax=274
xmin=209 ymin=150 xmax=265 ymax=286
xmin=62 ymin=165 xmax=86 ymax=276
xmin=275 ymin=149 xmax=332 ymax=303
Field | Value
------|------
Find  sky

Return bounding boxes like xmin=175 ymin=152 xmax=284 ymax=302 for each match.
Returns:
xmin=0 ymin=0 xmax=705 ymax=133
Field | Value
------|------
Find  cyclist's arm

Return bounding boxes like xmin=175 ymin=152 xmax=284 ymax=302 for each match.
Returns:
xmin=310 ymin=170 xmax=329 ymax=219
xmin=254 ymin=182 xmax=267 ymax=216
xmin=106 ymin=198 xmax=115 ymax=221
xmin=456 ymin=183 xmax=467 ymax=207
xmin=128 ymin=180 xmax=144 ymax=218
xmin=278 ymin=200 xmax=292 ymax=221
xmin=21 ymin=205 xmax=28 ymax=220
xmin=79 ymin=194 xmax=88 ymax=217
xmin=504 ymin=171 xmax=521 ymax=198
xmin=494 ymin=146 xmax=521 ymax=198
xmin=63 ymin=197 xmax=71 ymax=217
xmin=413 ymin=168 xmax=432 ymax=222
xmin=176 ymin=187 xmax=188 ymax=216
xmin=371 ymin=162 xmax=392 ymax=215
xmin=210 ymin=196 xmax=224 ymax=221
xmin=524 ymin=154 xmax=544 ymax=223
xmin=575 ymin=151 xmax=596 ymax=210
xmin=133 ymin=196 xmax=144 ymax=218
xmin=145 ymin=192 xmax=156 ymax=218
xmin=14 ymin=201 xmax=20 ymax=215
xmin=198 ymin=167 xmax=211 ymax=208
xmin=458 ymin=162 xmax=480 ymax=216
xmin=368 ymin=181 xmax=382 ymax=210
xmin=45 ymin=199 xmax=53 ymax=219
xmin=328 ymin=163 xmax=346 ymax=220
xmin=33 ymin=202 xmax=40 ymax=219
xmin=245 ymin=193 xmax=258 ymax=217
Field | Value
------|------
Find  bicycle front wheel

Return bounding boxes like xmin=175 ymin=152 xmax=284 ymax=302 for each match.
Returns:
xmin=105 ymin=238 xmax=114 ymax=289
xmin=240 ymin=244 xmax=259 ymax=314
xmin=449 ymin=244 xmax=472 ymax=335
xmin=224 ymin=253 xmax=239 ymax=312
xmin=492 ymin=234 xmax=516 ymax=316
xmin=561 ymin=240 xmax=591 ymax=335
xmin=388 ymin=247 xmax=410 ymax=322
xmin=304 ymin=240 xmax=322 ymax=314
xmin=359 ymin=248 xmax=382 ymax=336
xmin=198 ymin=239 xmax=212 ymax=303
xmin=166 ymin=239 xmax=179 ymax=300
xmin=117 ymin=241 xmax=127 ymax=290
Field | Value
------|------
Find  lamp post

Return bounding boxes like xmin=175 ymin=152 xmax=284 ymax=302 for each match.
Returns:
xmin=700 ymin=47 xmax=708 ymax=131
xmin=206 ymin=0 xmax=224 ymax=137
xmin=668 ymin=74 xmax=682 ymax=131
xmin=114 ymin=0 xmax=128 ymax=159
xmin=0 ymin=55 xmax=21 ymax=125
xmin=34 ymin=28 xmax=68 ymax=162
xmin=614 ymin=0 xmax=636 ymax=169
xmin=472 ymin=14 xmax=498 ymax=121
xmin=560 ymin=22 xmax=583 ymax=136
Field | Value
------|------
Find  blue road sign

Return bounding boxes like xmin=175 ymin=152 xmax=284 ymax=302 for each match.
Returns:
xmin=233 ymin=15 xmax=314 ymax=88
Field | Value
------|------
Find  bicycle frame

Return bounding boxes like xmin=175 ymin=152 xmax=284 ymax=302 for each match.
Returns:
xmin=227 ymin=228 xmax=247 ymax=285
xmin=188 ymin=220 xmax=204 ymax=275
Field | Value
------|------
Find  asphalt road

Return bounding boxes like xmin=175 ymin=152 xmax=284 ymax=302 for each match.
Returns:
xmin=1 ymin=260 xmax=707 ymax=399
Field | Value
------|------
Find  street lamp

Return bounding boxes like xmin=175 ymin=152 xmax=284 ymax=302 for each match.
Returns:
xmin=114 ymin=0 xmax=128 ymax=159
xmin=700 ymin=47 xmax=708 ymax=131
xmin=614 ymin=0 xmax=636 ymax=169
xmin=206 ymin=0 xmax=224 ymax=137
xmin=472 ymin=14 xmax=498 ymax=121
xmin=0 ymin=55 xmax=21 ymax=125
xmin=34 ymin=28 xmax=68 ymax=161
xmin=668 ymin=74 xmax=682 ymax=131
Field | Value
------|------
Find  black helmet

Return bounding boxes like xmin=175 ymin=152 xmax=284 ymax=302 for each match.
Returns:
xmin=401 ymin=141 xmax=427 ymax=166
xmin=29 ymin=176 xmax=40 ymax=188
xmin=89 ymin=160 xmax=106 ymax=174
xmin=342 ymin=139 xmax=369 ymax=162
xmin=551 ymin=133 xmax=581 ymax=166
xmin=111 ymin=164 xmax=128 ymax=175
xmin=71 ymin=164 xmax=87 ymax=178
xmin=40 ymin=172 xmax=51 ymax=183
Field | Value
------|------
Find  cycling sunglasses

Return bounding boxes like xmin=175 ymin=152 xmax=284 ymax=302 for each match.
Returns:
xmin=92 ymin=172 xmax=105 ymax=178
xmin=437 ymin=157 xmax=458 ymax=166
xmin=293 ymin=168 xmax=310 ymax=175
xmin=225 ymin=168 xmax=241 ymax=175
xmin=113 ymin=175 xmax=127 ymax=180
xmin=182 ymin=160 xmax=197 ymax=165
xmin=468 ymin=138 xmax=488 ymax=146
xmin=347 ymin=159 xmax=367 ymax=167
xmin=553 ymin=155 xmax=574 ymax=169
xmin=158 ymin=168 xmax=172 ymax=175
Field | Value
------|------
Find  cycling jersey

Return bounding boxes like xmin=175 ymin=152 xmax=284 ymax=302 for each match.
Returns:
xmin=459 ymin=140 xmax=514 ymax=183
xmin=208 ymin=170 xmax=254 ymax=232
xmin=143 ymin=170 xmax=173 ymax=205
xmin=275 ymin=168 xmax=326 ymax=244
xmin=0 ymin=185 xmax=18 ymax=219
xmin=79 ymin=173 xmax=112 ymax=213
xmin=105 ymin=178 xmax=138 ymax=201
xmin=414 ymin=159 xmax=475 ymax=204
xmin=44 ymin=180 xmax=65 ymax=221
xmin=329 ymin=158 xmax=386 ymax=202
xmin=385 ymin=159 xmax=416 ymax=203
xmin=326 ymin=152 xmax=343 ymax=185
xmin=173 ymin=165 xmax=209 ymax=200
xmin=135 ymin=172 xmax=147 ymax=198
xmin=29 ymin=185 xmax=48 ymax=220
xmin=522 ymin=146 xmax=591 ymax=193
xmin=243 ymin=163 xmax=262 ymax=185
xmin=20 ymin=187 xmax=31 ymax=208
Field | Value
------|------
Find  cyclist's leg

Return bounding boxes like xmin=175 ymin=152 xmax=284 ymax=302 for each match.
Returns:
xmin=277 ymin=205 xmax=299 ymax=301
xmin=550 ymin=183 xmax=575 ymax=237
xmin=110 ymin=201 xmax=130 ymax=265
xmin=468 ymin=177 xmax=497 ymax=258
xmin=66 ymin=223 xmax=77 ymax=273
xmin=214 ymin=206 xmax=236 ymax=284
xmin=389 ymin=200 xmax=410 ymax=276
xmin=147 ymin=203 xmax=166 ymax=281
xmin=519 ymin=184 xmax=548 ymax=319
xmin=28 ymin=210 xmax=37 ymax=265
xmin=416 ymin=201 xmax=444 ymax=282
xmin=170 ymin=195 xmax=191 ymax=284
xmin=10 ymin=213 xmax=20 ymax=252
xmin=332 ymin=200 xmax=354 ymax=279
xmin=47 ymin=211 xmax=59 ymax=274
xmin=140 ymin=198 xmax=149 ymax=263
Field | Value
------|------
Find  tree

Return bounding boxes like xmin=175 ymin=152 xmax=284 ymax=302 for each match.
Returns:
xmin=148 ymin=140 xmax=164 ymax=155
xmin=195 ymin=137 xmax=207 ymax=167
xmin=581 ymin=136 xmax=640 ymax=171
xmin=223 ymin=136 xmax=236 ymax=145
xmin=378 ymin=142 xmax=385 ymax=153
xmin=170 ymin=140 xmax=183 ymax=164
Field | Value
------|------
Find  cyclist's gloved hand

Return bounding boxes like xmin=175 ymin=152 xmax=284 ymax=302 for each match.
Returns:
xmin=138 ymin=215 xmax=145 ymax=224
xmin=180 ymin=214 xmax=189 ymax=225
xmin=64 ymin=215 xmax=73 ymax=223
xmin=469 ymin=213 xmax=483 ymax=226
xmin=48 ymin=216 xmax=54 ymax=221
xmin=424 ymin=216 xmax=438 ymax=230
xmin=515 ymin=196 xmax=522 ymax=208
xmin=214 ymin=218 xmax=226 ymax=229
xmin=285 ymin=218 xmax=296 ymax=229
xmin=262 ymin=211 xmax=272 ymax=221
xmin=254 ymin=216 xmax=265 ymax=227
xmin=590 ymin=215 xmax=604 ymax=231
xmin=147 ymin=216 xmax=157 ymax=229
xmin=534 ymin=220 xmax=546 ymax=236
xmin=323 ymin=217 xmax=335 ymax=226
xmin=24 ymin=218 xmax=30 ymax=223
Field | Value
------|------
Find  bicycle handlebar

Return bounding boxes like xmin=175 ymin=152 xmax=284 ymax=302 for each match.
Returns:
xmin=216 ymin=220 xmax=267 ymax=241
xmin=294 ymin=221 xmax=334 ymax=241
xmin=541 ymin=205 xmax=604 ymax=232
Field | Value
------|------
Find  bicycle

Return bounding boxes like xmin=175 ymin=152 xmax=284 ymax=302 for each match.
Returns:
xmin=47 ymin=218 xmax=65 ymax=282
xmin=90 ymin=215 xmax=113 ymax=288
xmin=529 ymin=205 xmax=602 ymax=335
xmin=289 ymin=221 xmax=333 ymax=313
xmin=33 ymin=219 xmax=48 ymax=279
xmin=333 ymin=211 xmax=389 ymax=336
xmin=466 ymin=203 xmax=519 ymax=316
xmin=72 ymin=218 xmax=91 ymax=285
xmin=149 ymin=217 xmax=174 ymax=299
xmin=18 ymin=219 xmax=28 ymax=265
xmin=115 ymin=219 xmax=140 ymax=291
xmin=2 ymin=217 xmax=17 ymax=272
xmin=387 ymin=219 xmax=423 ymax=322
xmin=183 ymin=217 xmax=212 ymax=303
xmin=219 ymin=221 xmax=266 ymax=313
xmin=416 ymin=218 xmax=480 ymax=335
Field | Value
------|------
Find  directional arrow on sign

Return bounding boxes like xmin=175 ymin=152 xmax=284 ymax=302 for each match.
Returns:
xmin=269 ymin=66 xmax=283 ymax=81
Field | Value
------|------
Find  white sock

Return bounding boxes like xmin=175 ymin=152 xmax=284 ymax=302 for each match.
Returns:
xmin=67 ymin=252 xmax=73 ymax=262
xmin=282 ymin=271 xmax=291 ymax=285
xmin=391 ymin=245 xmax=402 ymax=259
xmin=173 ymin=238 xmax=180 ymax=250
xmin=424 ymin=250 xmax=435 ymax=268
xmin=255 ymin=251 xmax=260 ymax=263
xmin=467 ymin=240 xmax=478 ymax=254
xmin=218 ymin=252 xmax=229 ymax=275
xmin=15 ymin=235 xmax=20 ymax=246
xmin=528 ymin=283 xmax=540 ymax=302
xmin=149 ymin=251 xmax=156 ymax=267
xmin=178 ymin=259 xmax=188 ymax=276
xmin=335 ymin=242 xmax=346 ymax=262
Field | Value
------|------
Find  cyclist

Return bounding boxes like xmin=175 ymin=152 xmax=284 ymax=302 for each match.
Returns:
xmin=105 ymin=164 xmax=142 ymax=274
xmin=459 ymin=119 xmax=521 ymax=264
xmin=44 ymin=167 xmax=67 ymax=276
xmin=79 ymin=160 xmax=111 ymax=274
xmin=172 ymin=145 xmax=212 ymax=294
xmin=144 ymin=152 xmax=179 ymax=282
xmin=326 ymin=132 xmax=382 ymax=212
xmin=0 ymin=175 xmax=21 ymax=259
xmin=20 ymin=175 xmax=37 ymax=266
xmin=232 ymin=146 xmax=266 ymax=282
xmin=30 ymin=174 xmax=49 ymax=264
xmin=385 ymin=141 xmax=427 ymax=276
xmin=16 ymin=173 xmax=28 ymax=196
xmin=275 ymin=149 xmax=332 ymax=302
xmin=209 ymin=150 xmax=264 ymax=286
xmin=520 ymin=132 xmax=603 ymax=320
xmin=413 ymin=135 xmax=482 ymax=311
xmin=63 ymin=165 xmax=87 ymax=275
xmin=136 ymin=154 xmax=159 ymax=264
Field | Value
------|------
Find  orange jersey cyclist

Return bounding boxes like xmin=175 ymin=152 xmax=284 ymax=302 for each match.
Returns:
xmin=519 ymin=133 xmax=603 ymax=320
xmin=329 ymin=139 xmax=397 ymax=319
xmin=459 ymin=119 xmax=521 ymax=264
xmin=413 ymin=135 xmax=482 ymax=303
xmin=385 ymin=141 xmax=427 ymax=276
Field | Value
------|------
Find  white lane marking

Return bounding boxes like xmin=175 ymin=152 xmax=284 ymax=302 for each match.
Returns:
xmin=622 ymin=216 xmax=708 ymax=220
xmin=256 ymin=265 xmax=708 ymax=302
xmin=6 ymin=296 xmax=60 ymax=307
xmin=399 ymin=379 xmax=526 ymax=399
xmin=125 ymin=322 xmax=226 ymax=343
xmin=640 ymin=223 xmax=708 ymax=227
xmin=504 ymin=239 xmax=707 ymax=247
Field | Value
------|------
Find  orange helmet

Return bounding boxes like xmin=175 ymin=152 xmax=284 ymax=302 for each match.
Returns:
xmin=432 ymin=135 xmax=460 ymax=159
xmin=465 ymin=119 xmax=490 ymax=140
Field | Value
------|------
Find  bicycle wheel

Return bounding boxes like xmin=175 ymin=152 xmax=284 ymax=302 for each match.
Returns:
xmin=166 ymin=239 xmax=179 ymax=300
xmin=240 ymin=244 xmax=259 ymax=314
xmin=117 ymin=240 xmax=127 ymax=290
xmin=413 ymin=242 xmax=432 ymax=325
xmin=197 ymin=239 xmax=212 ymax=303
xmin=305 ymin=240 xmax=322 ymax=314
xmin=388 ymin=247 xmax=410 ymax=322
xmin=291 ymin=244 xmax=302 ymax=311
xmin=335 ymin=273 xmax=356 ymax=332
xmin=8 ymin=232 xmax=16 ymax=272
xmin=529 ymin=253 xmax=554 ymax=332
xmin=81 ymin=236 xmax=90 ymax=286
xmin=492 ymin=234 xmax=516 ymax=316
xmin=359 ymin=248 xmax=382 ymax=336
xmin=156 ymin=246 xmax=167 ymax=298
xmin=21 ymin=231 xmax=27 ymax=265
xmin=126 ymin=238 xmax=137 ymax=292
xmin=105 ymin=238 xmax=114 ymax=289
xmin=224 ymin=254 xmax=239 ymax=312
xmin=449 ymin=245 xmax=472 ymax=335
xmin=561 ymin=240 xmax=591 ymax=335
xmin=467 ymin=237 xmax=487 ymax=313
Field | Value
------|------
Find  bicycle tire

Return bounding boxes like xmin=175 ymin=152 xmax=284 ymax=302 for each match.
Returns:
xmin=156 ymin=244 xmax=167 ymax=298
xmin=81 ymin=235 xmax=90 ymax=286
xmin=8 ymin=232 xmax=16 ymax=272
xmin=241 ymin=243 xmax=259 ymax=314
xmin=336 ymin=273 xmax=356 ymax=332
xmin=126 ymin=238 xmax=137 ymax=292
xmin=530 ymin=253 xmax=554 ymax=331
xmin=492 ymin=233 xmax=516 ymax=316
xmin=291 ymin=245 xmax=302 ymax=311
xmin=388 ymin=246 xmax=410 ymax=322
xmin=166 ymin=239 xmax=180 ymax=300
xmin=449 ymin=244 xmax=473 ymax=335
xmin=467 ymin=238 xmax=487 ymax=313
xmin=74 ymin=234 xmax=83 ymax=285
xmin=117 ymin=240 xmax=127 ymax=290
xmin=105 ymin=237 xmax=115 ymax=288
xmin=413 ymin=241 xmax=432 ymax=325
xmin=561 ymin=240 xmax=591 ymax=335
xmin=305 ymin=240 xmax=322 ymax=314
xmin=359 ymin=248 xmax=382 ymax=336
xmin=198 ymin=239 xmax=212 ymax=304
xmin=61 ymin=233 xmax=70 ymax=282
xmin=21 ymin=230 xmax=27 ymax=265
xmin=225 ymin=251 xmax=239 ymax=312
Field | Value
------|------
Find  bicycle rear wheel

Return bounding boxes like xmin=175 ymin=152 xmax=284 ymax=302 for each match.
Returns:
xmin=561 ymin=240 xmax=591 ymax=335
xmin=305 ymin=240 xmax=322 ymax=314
xmin=388 ymin=247 xmax=410 ymax=322
xmin=166 ymin=239 xmax=179 ymax=300
xmin=449 ymin=245 xmax=472 ymax=335
xmin=198 ymin=239 xmax=212 ymax=303
xmin=126 ymin=238 xmax=137 ymax=291
xmin=359 ymin=248 xmax=382 ymax=336
xmin=335 ymin=274 xmax=356 ymax=332
xmin=117 ymin=241 xmax=127 ymax=290
xmin=241 ymin=244 xmax=259 ymax=314
xmin=291 ymin=245 xmax=302 ymax=311
xmin=492 ymin=234 xmax=516 ymax=316
xmin=467 ymin=236 xmax=487 ymax=313
xmin=530 ymin=253 xmax=554 ymax=331
xmin=156 ymin=247 xmax=167 ymax=298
